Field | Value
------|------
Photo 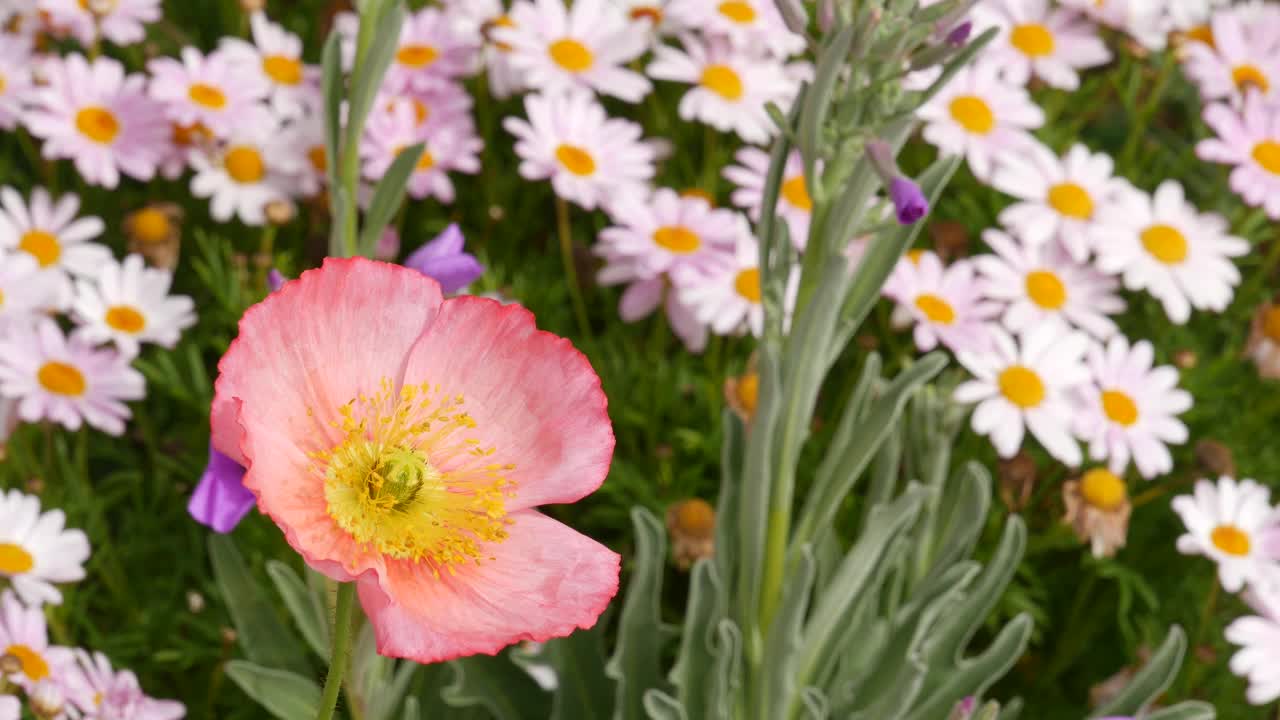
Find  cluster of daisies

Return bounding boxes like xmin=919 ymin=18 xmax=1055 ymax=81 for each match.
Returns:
xmin=0 ymin=489 xmax=183 ymax=719
xmin=0 ymin=187 xmax=196 ymax=443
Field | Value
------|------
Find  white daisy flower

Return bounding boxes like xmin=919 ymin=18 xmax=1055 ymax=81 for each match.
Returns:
xmin=70 ymin=254 xmax=196 ymax=355
xmin=664 ymin=0 xmax=805 ymax=58
xmin=597 ymin=257 xmax=709 ymax=353
xmin=723 ymin=147 xmax=813 ymax=249
xmin=916 ymin=60 xmax=1045 ymax=181
xmin=0 ymin=590 xmax=74 ymax=689
xmin=276 ymin=112 xmax=327 ymax=198
xmin=883 ymin=252 xmax=1001 ymax=354
xmin=617 ymin=0 xmax=681 ymax=37
xmin=0 ymin=694 xmax=15 ymax=720
xmin=1226 ymin=586 xmax=1280 ymax=705
xmin=973 ymin=0 xmax=1112 ymax=90
xmin=36 ymin=0 xmax=160 ymax=47
xmin=0 ymin=253 xmax=62 ymax=325
xmin=1197 ymin=91 xmax=1280 ymax=219
xmin=0 ymin=187 xmax=110 ymax=306
xmin=647 ymin=33 xmax=799 ymax=145
xmin=189 ymin=119 xmax=293 ymax=225
xmin=974 ymin=229 xmax=1125 ymax=340
xmin=219 ymin=11 xmax=321 ymax=121
xmin=990 ymin=141 xmax=1132 ymax=262
xmin=1182 ymin=9 xmax=1280 ymax=107
xmin=953 ymin=325 xmax=1090 ymax=465
xmin=0 ymin=490 xmax=90 ymax=608
xmin=675 ymin=233 xmax=794 ymax=338
xmin=1094 ymin=180 xmax=1249 ymax=324
xmin=495 ymin=0 xmax=651 ymax=103
xmin=147 ymin=47 xmax=270 ymax=139
xmin=504 ymin=89 xmax=656 ymax=211
xmin=0 ymin=35 xmax=34 ymax=131
xmin=1073 ymin=336 xmax=1192 ymax=479
xmin=1163 ymin=0 xmax=1231 ymax=34
xmin=442 ymin=0 xmax=527 ymax=99
xmin=384 ymin=7 xmax=480 ymax=95
xmin=360 ymin=102 xmax=483 ymax=204
xmin=1059 ymin=0 xmax=1167 ymax=51
xmin=596 ymin=187 xmax=744 ymax=277
xmin=0 ymin=317 xmax=144 ymax=435
xmin=1172 ymin=476 xmax=1280 ymax=593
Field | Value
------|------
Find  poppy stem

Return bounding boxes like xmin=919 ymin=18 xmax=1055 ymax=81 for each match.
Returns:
xmin=316 ymin=582 xmax=357 ymax=720
xmin=555 ymin=196 xmax=592 ymax=339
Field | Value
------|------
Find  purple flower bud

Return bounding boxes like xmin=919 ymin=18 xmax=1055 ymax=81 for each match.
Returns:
xmin=188 ymin=444 xmax=255 ymax=533
xmin=404 ymin=223 xmax=485 ymax=294
xmin=946 ymin=20 xmax=972 ymax=47
xmin=266 ymin=269 xmax=286 ymax=293
xmin=890 ymin=178 xmax=929 ymax=225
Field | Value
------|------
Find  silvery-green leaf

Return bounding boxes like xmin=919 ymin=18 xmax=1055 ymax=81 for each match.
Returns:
xmin=997 ymin=697 xmax=1023 ymax=720
xmin=444 ymin=652 xmax=551 ymax=720
xmin=708 ymin=620 xmax=743 ymax=720
xmin=358 ymin=142 xmax=424 ymax=257
xmin=346 ymin=1 xmax=405 ymax=143
xmin=643 ymin=690 xmax=687 ymax=720
xmin=320 ymin=31 xmax=342 ymax=194
xmin=607 ymin=508 xmax=675 ymax=720
xmin=366 ymin=660 xmax=419 ymax=720
xmin=400 ymin=697 xmax=420 ymax=720
xmin=207 ymin=536 xmax=310 ymax=676
xmin=714 ymin=410 xmax=743 ymax=598
xmin=1145 ymin=702 xmax=1216 ymax=720
xmin=265 ymin=560 xmax=330 ymax=661
xmin=671 ymin=560 xmax=724 ymax=717
xmin=800 ymin=687 xmax=829 ymax=720
xmin=549 ymin=624 xmax=614 ymax=720
xmin=799 ymin=24 xmax=855 ymax=182
xmin=1090 ymin=626 xmax=1187 ymax=718
xmin=760 ymin=547 xmax=818 ymax=719
xmin=224 ymin=660 xmax=320 ymax=720
xmin=918 ymin=463 xmax=991 ymax=578
xmin=904 ymin=614 xmax=1033 ymax=720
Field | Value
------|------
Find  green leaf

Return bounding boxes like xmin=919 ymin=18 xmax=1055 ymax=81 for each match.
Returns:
xmin=643 ymin=690 xmax=687 ymax=720
xmin=919 ymin=463 xmax=992 ymax=578
xmin=713 ymin=409 xmax=743 ymax=602
xmin=265 ymin=560 xmax=330 ymax=661
xmin=798 ymin=24 xmax=856 ymax=180
xmin=208 ymin=535 xmax=311 ymax=676
xmin=1090 ymin=626 xmax=1187 ymax=718
xmin=346 ymin=1 xmax=406 ymax=158
xmin=904 ymin=614 xmax=1034 ymax=720
xmin=671 ymin=559 xmax=725 ymax=718
xmin=224 ymin=660 xmax=321 ymax=720
xmin=357 ymin=142 xmax=424 ymax=256
xmin=607 ymin=508 xmax=674 ymax=720
xmin=997 ymin=698 xmax=1023 ymax=720
xmin=443 ymin=652 xmax=552 ymax=720
xmin=708 ymin=620 xmax=743 ymax=720
xmin=320 ymin=31 xmax=343 ymax=194
xmin=760 ymin=547 xmax=818 ymax=720
xmin=401 ymin=697 xmax=420 ymax=720
xmin=549 ymin=623 xmax=614 ymax=720
xmin=1146 ymin=702 xmax=1216 ymax=720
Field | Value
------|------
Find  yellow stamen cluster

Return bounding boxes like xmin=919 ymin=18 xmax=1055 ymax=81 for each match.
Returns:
xmin=311 ymin=379 xmax=513 ymax=577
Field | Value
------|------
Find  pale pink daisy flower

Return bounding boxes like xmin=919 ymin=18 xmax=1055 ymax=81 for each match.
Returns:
xmin=1197 ymin=91 xmax=1280 ymax=219
xmin=382 ymin=7 xmax=479 ymax=94
xmin=990 ymin=141 xmax=1132 ymax=262
xmin=71 ymin=254 xmax=197 ymax=355
xmin=647 ymin=33 xmax=799 ymax=145
xmin=1173 ymin=476 xmax=1279 ymax=593
xmin=1073 ymin=336 xmax=1192 ymax=479
xmin=665 ymin=0 xmax=804 ymax=58
xmin=0 ymin=253 xmax=62 ymax=326
xmin=596 ymin=187 xmax=744 ymax=277
xmin=495 ymin=0 xmax=652 ymax=103
xmin=36 ymin=0 xmax=160 ymax=47
xmin=953 ymin=324 xmax=1090 ymax=465
xmin=973 ymin=0 xmax=1111 ymax=90
xmin=974 ymin=229 xmax=1125 ymax=340
xmin=882 ymin=252 xmax=1001 ymax=354
xmin=64 ymin=650 xmax=185 ymax=720
xmin=0 ymin=35 xmax=34 ymax=130
xmin=504 ymin=89 xmax=656 ymax=211
xmin=220 ymin=12 xmax=321 ymax=121
xmin=617 ymin=0 xmax=681 ymax=37
xmin=0 ymin=317 xmax=144 ymax=435
xmin=0 ymin=695 xmax=14 ymax=720
xmin=916 ymin=60 xmax=1045 ymax=181
xmin=675 ymin=234 xmax=791 ymax=339
xmin=597 ymin=256 xmax=709 ymax=353
xmin=723 ymin=147 xmax=812 ymax=249
xmin=148 ymin=47 xmax=270 ymax=139
xmin=0 ymin=187 xmax=110 ymax=306
xmin=1163 ymin=0 xmax=1231 ymax=35
xmin=189 ymin=119 xmax=294 ymax=225
xmin=442 ymin=0 xmax=527 ymax=99
xmin=1226 ymin=586 xmax=1280 ymax=705
xmin=361 ymin=102 xmax=482 ymax=204
xmin=1182 ymin=9 xmax=1280 ymax=106
xmin=375 ymin=83 xmax=476 ymax=138
xmin=1094 ymin=180 xmax=1248 ymax=324
xmin=24 ymin=53 xmax=169 ymax=189
xmin=0 ymin=489 xmax=90 ymax=608
xmin=0 ymin=590 xmax=74 ymax=690
xmin=277 ymin=112 xmax=327 ymax=197
xmin=1059 ymin=0 xmax=1167 ymax=50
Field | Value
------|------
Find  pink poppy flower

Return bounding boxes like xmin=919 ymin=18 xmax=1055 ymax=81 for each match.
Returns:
xmin=209 ymin=258 xmax=619 ymax=663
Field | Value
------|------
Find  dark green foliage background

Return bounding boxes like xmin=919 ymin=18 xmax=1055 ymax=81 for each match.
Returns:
xmin=0 ymin=1 xmax=1276 ymax=717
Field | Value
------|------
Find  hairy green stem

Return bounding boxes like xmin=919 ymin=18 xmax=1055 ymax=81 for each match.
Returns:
xmin=316 ymin=582 xmax=357 ymax=720
xmin=555 ymin=196 xmax=592 ymax=339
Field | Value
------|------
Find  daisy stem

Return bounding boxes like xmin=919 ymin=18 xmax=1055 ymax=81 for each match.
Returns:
xmin=1181 ymin=577 xmax=1219 ymax=695
xmin=555 ymin=196 xmax=592 ymax=339
xmin=316 ymin=582 xmax=357 ymax=720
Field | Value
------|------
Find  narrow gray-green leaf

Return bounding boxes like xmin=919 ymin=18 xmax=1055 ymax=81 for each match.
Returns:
xmin=671 ymin=559 xmax=724 ymax=715
xmin=905 ymin=614 xmax=1033 ymax=720
xmin=1090 ymin=626 xmax=1187 ymax=718
xmin=346 ymin=2 xmax=406 ymax=157
xmin=549 ymin=624 xmax=614 ymax=720
xmin=224 ymin=660 xmax=320 ymax=720
xmin=265 ymin=560 xmax=330 ymax=661
xmin=607 ymin=508 xmax=672 ymax=720
xmin=320 ymin=31 xmax=343 ymax=193
xmin=708 ymin=620 xmax=743 ymax=720
xmin=643 ymin=690 xmax=687 ymax=720
xmin=444 ymin=652 xmax=552 ymax=720
xmin=207 ymin=535 xmax=310 ymax=675
xmin=400 ymin=697 xmax=420 ymax=720
xmin=358 ymin=142 xmax=424 ymax=255
xmin=1145 ymin=702 xmax=1216 ymax=720
xmin=760 ymin=547 xmax=817 ymax=720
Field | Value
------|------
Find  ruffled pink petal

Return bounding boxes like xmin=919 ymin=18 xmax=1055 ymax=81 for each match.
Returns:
xmin=359 ymin=509 xmax=620 ymax=664
xmin=401 ymin=296 xmax=614 ymax=511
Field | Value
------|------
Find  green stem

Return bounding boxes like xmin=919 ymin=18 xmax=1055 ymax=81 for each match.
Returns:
xmin=316 ymin=582 xmax=357 ymax=720
xmin=1181 ymin=577 xmax=1219 ymax=695
xmin=555 ymin=197 xmax=592 ymax=339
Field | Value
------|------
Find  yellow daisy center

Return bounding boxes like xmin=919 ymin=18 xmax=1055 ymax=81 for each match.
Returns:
xmin=1232 ymin=64 xmax=1270 ymax=93
xmin=782 ymin=174 xmax=813 ymax=211
xmin=1025 ymin=270 xmax=1067 ymax=310
xmin=681 ymin=188 xmax=715 ymax=204
xmin=225 ymin=146 xmax=266 ymax=184
xmin=487 ymin=15 xmax=516 ymax=52
xmin=1262 ymin=307 xmax=1280 ymax=343
xmin=653 ymin=225 xmax=701 ymax=254
xmin=734 ymin=268 xmax=761 ymax=302
xmin=1048 ymin=182 xmax=1094 ymax=219
xmin=172 ymin=122 xmax=212 ymax=147
xmin=1010 ymin=23 xmax=1055 ymax=57
xmin=735 ymin=373 xmax=758 ymax=415
xmin=415 ymin=150 xmax=436 ymax=172
xmin=314 ymin=379 xmax=511 ymax=571
xmin=396 ymin=44 xmax=439 ymax=69
xmin=0 ymin=542 xmax=34 ymax=575
xmin=308 ymin=146 xmax=327 ymax=174
xmin=38 ymin=361 xmax=87 ymax=397
xmin=1080 ymin=468 xmax=1127 ymax=511
xmin=4 ymin=644 xmax=49 ymax=681
xmin=0 ymin=74 xmax=7 ymax=95
xmin=701 ymin=64 xmax=744 ymax=100
xmin=949 ymin=95 xmax=995 ymax=135
xmin=549 ymin=38 xmax=593 ymax=73
xmin=906 ymin=249 xmax=926 ymax=264
xmin=630 ymin=6 xmax=663 ymax=23
xmin=74 ymin=106 xmax=120 ymax=144
xmin=1140 ymin=224 xmax=1188 ymax=264
xmin=188 ymin=83 xmax=228 ymax=109
xmin=998 ymin=365 xmax=1045 ymax=409
xmin=1211 ymin=524 xmax=1251 ymax=556
xmin=718 ymin=1 xmax=756 ymax=23
xmin=555 ymin=144 xmax=596 ymax=176
xmin=19 ymin=230 xmax=61 ymax=267
xmin=1101 ymin=389 xmax=1139 ymax=426
xmin=914 ymin=293 xmax=956 ymax=324
xmin=1252 ymin=140 xmax=1280 ymax=176
xmin=1185 ymin=24 xmax=1214 ymax=49
xmin=263 ymin=55 xmax=303 ymax=85
xmin=78 ymin=0 xmax=117 ymax=13
xmin=130 ymin=208 xmax=172 ymax=244
xmin=105 ymin=305 xmax=146 ymax=334
xmin=0 ymin=289 xmax=5 ymax=306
